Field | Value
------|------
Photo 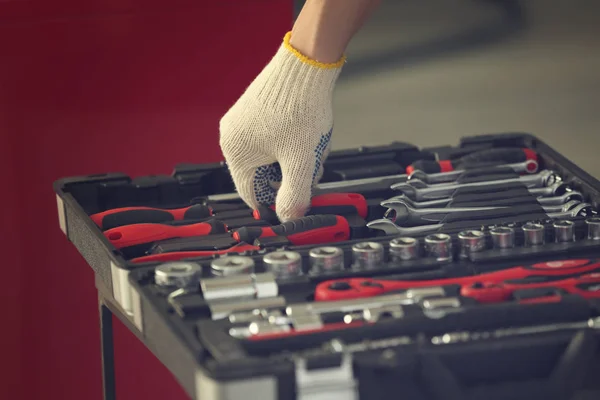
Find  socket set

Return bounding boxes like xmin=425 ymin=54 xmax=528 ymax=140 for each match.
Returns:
xmin=55 ymin=133 xmax=600 ymax=400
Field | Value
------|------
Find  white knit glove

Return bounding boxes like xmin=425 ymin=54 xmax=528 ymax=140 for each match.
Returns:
xmin=219 ymin=31 xmax=344 ymax=222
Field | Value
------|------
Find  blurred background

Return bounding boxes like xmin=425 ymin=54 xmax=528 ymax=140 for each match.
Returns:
xmin=1 ymin=0 xmax=598 ymax=399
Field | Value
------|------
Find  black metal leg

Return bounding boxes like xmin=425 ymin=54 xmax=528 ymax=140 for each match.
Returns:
xmin=100 ymin=301 xmax=117 ymax=400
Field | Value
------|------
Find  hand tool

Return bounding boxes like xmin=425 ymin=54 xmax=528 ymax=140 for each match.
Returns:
xmin=351 ymin=242 xmax=385 ymax=270
xmin=252 ymin=193 xmax=369 ymax=223
xmin=587 ymin=217 xmax=600 ymax=240
xmin=490 ymin=226 xmax=515 ymax=249
xmin=458 ymin=230 xmax=486 ymax=258
xmin=460 ymin=272 xmax=600 ymax=304
xmin=262 ymin=251 xmax=303 ymax=279
xmin=132 ymin=243 xmax=262 ymax=263
xmin=389 ymin=237 xmax=419 ymax=261
xmin=309 ymin=247 xmax=345 ymax=274
xmin=103 ymin=219 xmax=227 ymax=249
xmin=211 ymin=256 xmax=255 ymax=277
xmin=407 ymin=160 xmax=539 ymax=184
xmin=521 ymin=222 xmax=545 ymax=247
xmin=405 ymin=169 xmax=556 ymax=190
xmin=210 ymin=297 xmax=287 ymax=322
xmin=405 ymin=147 xmax=537 ymax=174
xmin=91 ymin=204 xmax=214 ymax=230
xmin=200 ymin=272 xmax=278 ymax=302
xmin=154 ymin=262 xmax=202 ymax=288
xmin=314 ymin=258 xmax=600 ymax=301
xmin=385 ymin=191 xmax=584 ymax=209
xmin=424 ymin=233 xmax=452 ymax=262
xmin=553 ymin=220 xmax=575 ymax=243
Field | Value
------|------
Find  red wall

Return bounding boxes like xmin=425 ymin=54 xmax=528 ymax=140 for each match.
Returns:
xmin=0 ymin=2 xmax=292 ymax=399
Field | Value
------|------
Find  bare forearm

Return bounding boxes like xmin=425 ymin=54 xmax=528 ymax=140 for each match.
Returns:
xmin=290 ymin=0 xmax=381 ymax=63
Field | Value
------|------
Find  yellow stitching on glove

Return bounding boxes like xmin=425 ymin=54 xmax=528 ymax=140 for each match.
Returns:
xmin=283 ymin=31 xmax=346 ymax=69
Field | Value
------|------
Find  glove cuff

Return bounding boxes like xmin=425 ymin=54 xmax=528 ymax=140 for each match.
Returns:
xmin=282 ymin=31 xmax=346 ymax=70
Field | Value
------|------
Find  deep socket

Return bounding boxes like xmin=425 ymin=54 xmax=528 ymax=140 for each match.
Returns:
xmin=553 ymin=220 xmax=575 ymax=243
xmin=389 ymin=237 xmax=420 ymax=261
xmin=490 ymin=226 xmax=515 ymax=249
xmin=587 ymin=217 xmax=600 ymax=240
xmin=458 ymin=230 xmax=486 ymax=258
xmin=522 ymin=222 xmax=545 ymax=247
xmin=211 ymin=256 xmax=255 ymax=276
xmin=154 ymin=262 xmax=201 ymax=288
xmin=424 ymin=233 xmax=452 ymax=262
xmin=352 ymin=242 xmax=385 ymax=270
xmin=309 ymin=246 xmax=345 ymax=274
xmin=263 ymin=251 xmax=303 ymax=279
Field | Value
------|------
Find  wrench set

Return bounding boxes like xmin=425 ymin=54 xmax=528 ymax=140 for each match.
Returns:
xmin=55 ymin=134 xmax=600 ymax=400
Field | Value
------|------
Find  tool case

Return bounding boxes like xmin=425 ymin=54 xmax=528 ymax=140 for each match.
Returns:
xmin=54 ymin=132 xmax=600 ymax=400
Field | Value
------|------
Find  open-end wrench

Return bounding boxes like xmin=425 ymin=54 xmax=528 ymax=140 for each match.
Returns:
xmin=381 ymin=199 xmax=584 ymax=227
xmin=367 ymin=202 xmax=595 ymax=235
xmin=407 ymin=160 xmax=539 ymax=184
xmin=402 ymin=170 xmax=560 ymax=190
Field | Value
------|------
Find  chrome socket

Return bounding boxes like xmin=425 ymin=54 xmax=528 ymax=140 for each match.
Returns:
xmin=457 ymin=230 xmax=486 ymax=258
xmin=211 ymin=256 xmax=255 ymax=277
xmin=200 ymin=272 xmax=278 ymax=302
xmin=389 ymin=237 xmax=420 ymax=261
xmin=553 ymin=220 xmax=575 ymax=243
xmin=587 ymin=217 xmax=600 ymax=240
xmin=424 ymin=233 xmax=452 ymax=262
xmin=522 ymin=222 xmax=545 ymax=247
xmin=351 ymin=242 xmax=384 ymax=270
xmin=309 ymin=247 xmax=345 ymax=274
xmin=154 ymin=262 xmax=201 ymax=288
xmin=490 ymin=226 xmax=515 ymax=249
xmin=263 ymin=251 xmax=303 ymax=279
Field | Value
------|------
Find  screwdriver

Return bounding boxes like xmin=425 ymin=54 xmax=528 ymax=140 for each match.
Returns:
xmin=91 ymin=204 xmax=214 ymax=230
xmin=406 ymin=148 xmax=538 ymax=174
xmin=104 ymin=219 xmax=227 ymax=250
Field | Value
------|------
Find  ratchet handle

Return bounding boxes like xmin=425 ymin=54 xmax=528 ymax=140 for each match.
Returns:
xmin=315 ymin=259 xmax=600 ymax=301
xmin=253 ymin=193 xmax=368 ymax=223
xmin=234 ymin=214 xmax=350 ymax=246
xmin=406 ymin=148 xmax=537 ymax=174
xmin=104 ymin=219 xmax=227 ymax=249
xmin=91 ymin=204 xmax=212 ymax=230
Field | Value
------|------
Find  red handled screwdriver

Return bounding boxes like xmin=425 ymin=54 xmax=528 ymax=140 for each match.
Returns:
xmin=406 ymin=148 xmax=538 ymax=174
xmin=315 ymin=259 xmax=600 ymax=301
xmin=104 ymin=219 xmax=227 ymax=249
xmin=91 ymin=204 xmax=214 ymax=230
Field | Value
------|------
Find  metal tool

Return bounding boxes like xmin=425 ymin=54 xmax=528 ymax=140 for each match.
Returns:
xmin=405 ymin=170 xmax=559 ymax=189
xmin=458 ymin=230 xmax=486 ymax=258
xmin=351 ymin=242 xmax=384 ymax=270
xmin=309 ymin=246 xmax=345 ymax=274
xmin=367 ymin=218 xmax=441 ymax=236
xmin=407 ymin=160 xmax=539 ymax=184
xmin=522 ymin=222 xmax=545 ymax=246
xmin=200 ymin=272 xmax=278 ymax=302
xmin=550 ymin=202 xmax=595 ymax=219
xmin=389 ymin=237 xmax=420 ymax=261
xmin=209 ymin=297 xmax=287 ymax=321
xmin=424 ymin=233 xmax=452 ymax=262
xmin=587 ymin=217 xmax=600 ymax=240
xmin=490 ymin=226 xmax=515 ymax=249
xmin=263 ymin=251 xmax=303 ymax=279
xmin=553 ymin=220 xmax=575 ymax=243
xmin=211 ymin=256 xmax=255 ymax=276
xmin=154 ymin=262 xmax=201 ymax=288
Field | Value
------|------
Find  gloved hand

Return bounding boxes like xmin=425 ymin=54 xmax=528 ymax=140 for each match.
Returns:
xmin=219 ymin=31 xmax=345 ymax=222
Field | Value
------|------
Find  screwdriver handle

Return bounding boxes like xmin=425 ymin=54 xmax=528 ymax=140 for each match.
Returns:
xmin=406 ymin=148 xmax=537 ymax=174
xmin=234 ymin=214 xmax=351 ymax=246
xmin=90 ymin=204 xmax=213 ymax=230
xmin=253 ymin=193 xmax=368 ymax=223
xmin=104 ymin=219 xmax=227 ymax=249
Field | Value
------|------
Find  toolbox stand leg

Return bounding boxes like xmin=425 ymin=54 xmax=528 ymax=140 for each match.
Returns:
xmin=99 ymin=301 xmax=117 ymax=400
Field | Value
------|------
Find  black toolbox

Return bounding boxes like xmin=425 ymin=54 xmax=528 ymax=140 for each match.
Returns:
xmin=54 ymin=132 xmax=600 ymax=400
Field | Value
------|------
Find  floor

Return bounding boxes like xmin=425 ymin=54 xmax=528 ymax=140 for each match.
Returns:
xmin=328 ymin=0 xmax=600 ymax=178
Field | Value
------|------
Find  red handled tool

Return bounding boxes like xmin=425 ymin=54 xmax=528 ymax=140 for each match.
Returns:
xmin=315 ymin=259 xmax=600 ymax=301
xmin=253 ymin=193 xmax=369 ymax=223
xmin=234 ymin=214 xmax=350 ymax=246
xmin=104 ymin=219 xmax=227 ymax=249
xmin=91 ymin=204 xmax=213 ymax=230
xmin=406 ymin=148 xmax=538 ymax=174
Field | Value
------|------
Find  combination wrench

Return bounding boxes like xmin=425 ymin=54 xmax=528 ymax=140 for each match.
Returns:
xmin=400 ymin=170 xmax=559 ymax=190
xmin=406 ymin=160 xmax=539 ymax=184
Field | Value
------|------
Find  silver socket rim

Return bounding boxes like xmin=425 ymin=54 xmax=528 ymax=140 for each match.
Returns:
xmin=553 ymin=220 xmax=575 ymax=243
xmin=351 ymin=242 xmax=384 ymax=270
xmin=155 ymin=262 xmax=201 ymax=288
xmin=586 ymin=217 xmax=600 ymax=240
xmin=263 ymin=251 xmax=303 ymax=278
xmin=389 ymin=237 xmax=419 ymax=261
xmin=308 ymin=246 xmax=345 ymax=274
xmin=424 ymin=233 xmax=452 ymax=262
xmin=457 ymin=230 xmax=486 ymax=256
xmin=490 ymin=226 xmax=515 ymax=249
xmin=210 ymin=256 xmax=255 ymax=276
xmin=522 ymin=222 xmax=545 ymax=246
